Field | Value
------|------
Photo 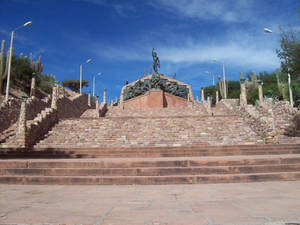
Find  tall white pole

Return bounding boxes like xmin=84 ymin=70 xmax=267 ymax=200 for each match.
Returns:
xmin=79 ymin=64 xmax=82 ymax=94
xmin=93 ymin=75 xmax=95 ymax=97
xmin=288 ymin=73 xmax=294 ymax=107
xmin=222 ymin=63 xmax=227 ymax=99
xmin=5 ymin=31 xmax=15 ymax=102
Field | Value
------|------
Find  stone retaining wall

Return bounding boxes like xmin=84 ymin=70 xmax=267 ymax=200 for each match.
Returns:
xmin=25 ymin=90 xmax=90 ymax=146
xmin=26 ymin=95 xmax=52 ymax=120
xmin=0 ymin=98 xmax=22 ymax=133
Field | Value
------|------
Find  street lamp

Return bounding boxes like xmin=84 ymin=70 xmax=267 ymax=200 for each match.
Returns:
xmin=212 ymin=58 xmax=227 ymax=98
xmin=205 ymin=71 xmax=215 ymax=86
xmin=93 ymin=72 xmax=102 ymax=97
xmin=264 ymin=28 xmax=294 ymax=107
xmin=5 ymin=21 xmax=32 ymax=102
xmin=79 ymin=58 xmax=92 ymax=94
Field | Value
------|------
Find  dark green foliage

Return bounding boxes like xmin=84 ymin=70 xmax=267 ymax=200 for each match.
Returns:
xmin=12 ymin=56 xmax=34 ymax=85
xmin=203 ymin=85 xmax=217 ymax=104
xmin=203 ymin=81 xmax=240 ymax=105
xmin=227 ymin=81 xmax=241 ymax=99
xmin=247 ymin=87 xmax=258 ymax=105
xmin=62 ymin=80 xmax=89 ymax=92
xmin=38 ymin=74 xmax=55 ymax=94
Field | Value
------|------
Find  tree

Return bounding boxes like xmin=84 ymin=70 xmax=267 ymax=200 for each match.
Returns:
xmin=276 ymin=27 xmax=300 ymax=107
xmin=276 ymin=29 xmax=300 ymax=80
xmin=62 ymin=80 xmax=88 ymax=92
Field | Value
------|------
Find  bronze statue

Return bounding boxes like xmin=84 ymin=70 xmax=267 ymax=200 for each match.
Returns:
xmin=152 ymin=48 xmax=160 ymax=74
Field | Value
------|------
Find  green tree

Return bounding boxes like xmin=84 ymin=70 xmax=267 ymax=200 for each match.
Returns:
xmin=276 ymin=27 xmax=300 ymax=107
xmin=62 ymin=80 xmax=88 ymax=92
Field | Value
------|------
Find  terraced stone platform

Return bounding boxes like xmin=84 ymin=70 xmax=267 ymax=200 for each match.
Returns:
xmin=1 ymin=105 xmax=300 ymax=185
xmin=1 ymin=144 xmax=300 ymax=185
xmin=34 ymin=116 xmax=262 ymax=148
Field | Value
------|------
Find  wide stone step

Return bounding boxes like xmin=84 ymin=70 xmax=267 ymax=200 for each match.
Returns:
xmin=1 ymin=171 xmax=300 ymax=185
xmin=1 ymin=144 xmax=300 ymax=158
xmin=2 ymin=164 xmax=300 ymax=176
xmin=2 ymin=155 xmax=300 ymax=169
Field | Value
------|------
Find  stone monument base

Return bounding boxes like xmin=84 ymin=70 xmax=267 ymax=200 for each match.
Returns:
xmin=123 ymin=89 xmax=187 ymax=110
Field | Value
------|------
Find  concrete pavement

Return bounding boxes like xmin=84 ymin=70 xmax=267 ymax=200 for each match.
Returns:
xmin=1 ymin=181 xmax=300 ymax=225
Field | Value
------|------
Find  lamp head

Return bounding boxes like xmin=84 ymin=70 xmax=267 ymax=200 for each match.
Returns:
xmin=264 ymin=28 xmax=272 ymax=33
xmin=98 ymin=72 xmax=102 ymax=76
xmin=86 ymin=59 xmax=92 ymax=63
xmin=24 ymin=21 xmax=32 ymax=27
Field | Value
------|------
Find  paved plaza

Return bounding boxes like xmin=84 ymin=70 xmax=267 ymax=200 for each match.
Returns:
xmin=0 ymin=181 xmax=300 ymax=225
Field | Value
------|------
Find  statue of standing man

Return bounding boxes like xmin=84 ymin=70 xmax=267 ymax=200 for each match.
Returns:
xmin=152 ymin=48 xmax=160 ymax=74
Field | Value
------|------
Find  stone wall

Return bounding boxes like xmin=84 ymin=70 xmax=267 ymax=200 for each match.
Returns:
xmin=26 ymin=95 xmax=52 ymax=120
xmin=24 ymin=90 xmax=90 ymax=146
xmin=123 ymin=90 xmax=188 ymax=110
xmin=219 ymin=98 xmax=299 ymax=143
xmin=57 ymin=94 xmax=90 ymax=119
xmin=1 ymin=86 xmax=91 ymax=148
xmin=0 ymin=98 xmax=21 ymax=133
xmin=25 ymin=108 xmax=59 ymax=147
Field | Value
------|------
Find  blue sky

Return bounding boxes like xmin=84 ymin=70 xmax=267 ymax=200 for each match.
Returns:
xmin=0 ymin=0 xmax=299 ymax=100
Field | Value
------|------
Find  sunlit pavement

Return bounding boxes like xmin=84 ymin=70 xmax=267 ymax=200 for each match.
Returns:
xmin=1 ymin=181 xmax=300 ymax=225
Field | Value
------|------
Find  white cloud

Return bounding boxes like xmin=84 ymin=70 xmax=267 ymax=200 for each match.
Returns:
xmin=150 ymin=0 xmax=255 ymax=23
xmin=90 ymin=29 xmax=280 ymax=71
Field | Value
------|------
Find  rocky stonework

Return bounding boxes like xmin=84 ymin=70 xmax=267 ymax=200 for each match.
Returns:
xmin=284 ymin=112 xmax=300 ymax=137
xmin=219 ymin=98 xmax=300 ymax=143
xmin=1 ymin=86 xmax=91 ymax=148
xmin=0 ymin=97 xmax=21 ymax=133
xmin=26 ymin=95 xmax=52 ymax=120
xmin=36 ymin=114 xmax=263 ymax=148
xmin=123 ymin=74 xmax=189 ymax=101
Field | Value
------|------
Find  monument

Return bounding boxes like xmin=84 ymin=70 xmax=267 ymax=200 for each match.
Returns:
xmin=120 ymin=49 xmax=194 ymax=109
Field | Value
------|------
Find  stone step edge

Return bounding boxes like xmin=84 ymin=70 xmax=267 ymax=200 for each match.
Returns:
xmin=2 ymin=164 xmax=300 ymax=176
xmin=57 ymin=114 xmax=240 ymax=120
xmin=31 ymin=144 xmax=300 ymax=151
xmin=1 ymin=171 xmax=300 ymax=185
xmin=3 ymin=144 xmax=300 ymax=152
xmin=1 ymin=157 xmax=300 ymax=168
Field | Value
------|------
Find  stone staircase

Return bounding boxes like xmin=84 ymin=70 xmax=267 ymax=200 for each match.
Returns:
xmin=1 ymin=147 xmax=300 ymax=185
xmin=35 ymin=113 xmax=262 ymax=148
xmin=1 ymin=105 xmax=300 ymax=185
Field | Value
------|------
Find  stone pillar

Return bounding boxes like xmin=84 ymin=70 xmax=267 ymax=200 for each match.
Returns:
xmin=207 ymin=96 xmax=212 ymax=115
xmin=103 ymin=88 xmax=107 ymax=104
xmin=240 ymin=79 xmax=247 ymax=107
xmin=196 ymin=96 xmax=199 ymax=102
xmin=207 ymin=96 xmax=211 ymax=107
xmin=95 ymin=96 xmax=99 ymax=110
xmin=30 ymin=77 xmax=36 ymax=97
xmin=88 ymin=92 xmax=91 ymax=107
xmin=216 ymin=91 xmax=219 ymax=104
xmin=17 ymin=100 xmax=27 ymax=147
xmin=51 ymin=86 xmax=58 ymax=110
xmin=111 ymin=99 xmax=113 ymax=106
xmin=258 ymin=81 xmax=264 ymax=106
xmin=201 ymin=89 xmax=205 ymax=102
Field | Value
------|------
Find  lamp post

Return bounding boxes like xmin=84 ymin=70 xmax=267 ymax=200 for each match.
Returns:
xmin=5 ymin=21 xmax=32 ymax=102
xmin=205 ymin=71 xmax=215 ymax=86
xmin=286 ymin=57 xmax=294 ymax=107
xmin=212 ymin=58 xmax=227 ymax=98
xmin=79 ymin=58 xmax=92 ymax=94
xmin=93 ymin=72 xmax=102 ymax=97
xmin=264 ymin=28 xmax=293 ymax=107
